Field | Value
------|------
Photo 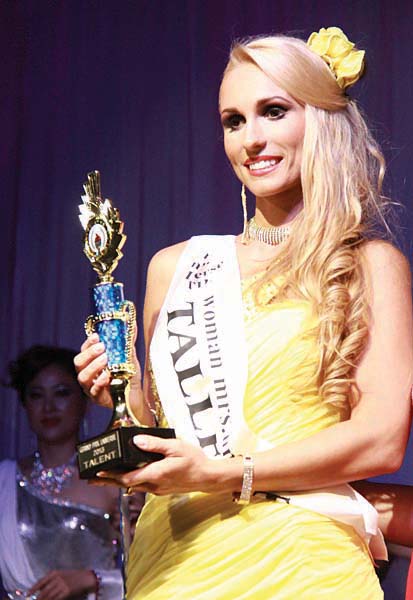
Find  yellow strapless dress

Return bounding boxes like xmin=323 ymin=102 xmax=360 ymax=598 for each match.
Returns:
xmin=127 ymin=278 xmax=383 ymax=599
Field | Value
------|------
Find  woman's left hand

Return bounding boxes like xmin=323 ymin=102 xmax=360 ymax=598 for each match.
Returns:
xmin=95 ymin=435 xmax=220 ymax=495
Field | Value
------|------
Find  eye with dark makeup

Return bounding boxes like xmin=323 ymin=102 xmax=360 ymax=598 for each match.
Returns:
xmin=263 ymin=104 xmax=288 ymax=119
xmin=221 ymin=103 xmax=289 ymax=131
xmin=26 ymin=389 xmax=42 ymax=402
xmin=221 ymin=113 xmax=245 ymax=131
xmin=54 ymin=386 xmax=74 ymax=398
xmin=25 ymin=385 xmax=75 ymax=403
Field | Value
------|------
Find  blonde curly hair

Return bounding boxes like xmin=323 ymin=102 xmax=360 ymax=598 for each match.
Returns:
xmin=223 ymin=35 xmax=390 ymax=408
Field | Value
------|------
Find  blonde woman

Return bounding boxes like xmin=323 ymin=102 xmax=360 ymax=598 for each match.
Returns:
xmin=75 ymin=28 xmax=413 ymax=599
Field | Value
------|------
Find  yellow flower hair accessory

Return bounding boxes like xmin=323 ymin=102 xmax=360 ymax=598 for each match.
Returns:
xmin=307 ymin=27 xmax=365 ymax=90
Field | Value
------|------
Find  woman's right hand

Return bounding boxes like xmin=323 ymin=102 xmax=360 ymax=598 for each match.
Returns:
xmin=27 ymin=568 xmax=97 ymax=600
xmin=74 ymin=333 xmax=113 ymax=409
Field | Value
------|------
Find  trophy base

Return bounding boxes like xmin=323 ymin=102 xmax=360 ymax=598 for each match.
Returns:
xmin=77 ymin=426 xmax=176 ymax=479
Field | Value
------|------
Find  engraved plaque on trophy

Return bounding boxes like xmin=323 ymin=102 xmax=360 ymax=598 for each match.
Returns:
xmin=76 ymin=171 xmax=175 ymax=479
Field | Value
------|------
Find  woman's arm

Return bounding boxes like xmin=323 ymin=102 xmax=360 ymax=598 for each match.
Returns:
xmin=75 ymin=241 xmax=188 ymax=426
xmin=138 ymin=241 xmax=189 ymax=422
xmin=212 ymin=241 xmax=412 ymax=491
xmin=101 ymin=240 xmax=412 ymax=496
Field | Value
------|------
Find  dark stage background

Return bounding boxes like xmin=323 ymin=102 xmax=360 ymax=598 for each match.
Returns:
xmin=1 ymin=0 xmax=412 ymax=595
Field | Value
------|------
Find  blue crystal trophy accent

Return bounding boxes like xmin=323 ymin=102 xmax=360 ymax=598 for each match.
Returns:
xmin=76 ymin=171 xmax=174 ymax=479
xmin=88 ymin=283 xmax=134 ymax=373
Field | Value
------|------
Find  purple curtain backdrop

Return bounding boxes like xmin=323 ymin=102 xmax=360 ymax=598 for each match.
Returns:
xmin=1 ymin=1 xmax=412 ymax=593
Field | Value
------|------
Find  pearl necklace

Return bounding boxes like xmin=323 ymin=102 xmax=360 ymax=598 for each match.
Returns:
xmin=30 ymin=451 xmax=76 ymax=497
xmin=246 ymin=217 xmax=291 ymax=246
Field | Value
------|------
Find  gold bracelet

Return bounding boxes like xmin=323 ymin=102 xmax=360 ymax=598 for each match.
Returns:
xmin=235 ymin=455 xmax=254 ymax=504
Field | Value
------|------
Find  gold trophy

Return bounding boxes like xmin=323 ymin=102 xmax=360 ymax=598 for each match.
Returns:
xmin=76 ymin=171 xmax=174 ymax=479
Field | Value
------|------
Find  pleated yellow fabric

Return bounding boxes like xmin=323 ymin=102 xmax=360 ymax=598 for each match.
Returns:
xmin=127 ymin=277 xmax=383 ymax=599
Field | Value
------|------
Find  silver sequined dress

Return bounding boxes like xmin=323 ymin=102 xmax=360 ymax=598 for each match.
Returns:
xmin=0 ymin=461 xmax=122 ymax=599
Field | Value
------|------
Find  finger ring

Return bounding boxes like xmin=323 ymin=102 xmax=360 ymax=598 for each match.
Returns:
xmin=125 ymin=486 xmax=135 ymax=496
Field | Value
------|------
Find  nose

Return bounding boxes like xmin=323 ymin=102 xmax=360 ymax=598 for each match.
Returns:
xmin=243 ymin=118 xmax=266 ymax=155
xmin=43 ymin=393 xmax=57 ymax=412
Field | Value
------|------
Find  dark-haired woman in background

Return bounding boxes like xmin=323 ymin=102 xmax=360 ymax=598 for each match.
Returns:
xmin=0 ymin=345 xmax=125 ymax=599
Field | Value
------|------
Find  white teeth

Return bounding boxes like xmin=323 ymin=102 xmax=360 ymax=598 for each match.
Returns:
xmin=248 ymin=159 xmax=279 ymax=171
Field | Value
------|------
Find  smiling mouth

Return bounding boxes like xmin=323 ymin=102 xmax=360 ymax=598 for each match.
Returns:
xmin=41 ymin=417 xmax=61 ymax=427
xmin=245 ymin=157 xmax=282 ymax=173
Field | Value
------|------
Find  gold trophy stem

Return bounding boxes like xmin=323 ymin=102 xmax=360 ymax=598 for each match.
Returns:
xmin=109 ymin=377 xmax=136 ymax=428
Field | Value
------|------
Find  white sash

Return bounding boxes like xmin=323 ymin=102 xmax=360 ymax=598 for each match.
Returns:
xmin=150 ymin=235 xmax=387 ymax=560
xmin=0 ymin=460 xmax=36 ymax=592
xmin=150 ymin=235 xmax=250 ymax=458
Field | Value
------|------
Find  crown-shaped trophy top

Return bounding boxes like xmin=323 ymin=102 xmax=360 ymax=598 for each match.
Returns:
xmin=79 ymin=171 xmax=126 ymax=282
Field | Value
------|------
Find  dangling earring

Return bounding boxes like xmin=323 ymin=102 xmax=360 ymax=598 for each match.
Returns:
xmin=241 ymin=183 xmax=248 ymax=244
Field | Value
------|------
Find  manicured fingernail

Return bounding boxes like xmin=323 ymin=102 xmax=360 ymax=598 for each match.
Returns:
xmin=98 ymin=353 xmax=107 ymax=364
xmin=96 ymin=471 xmax=105 ymax=477
xmin=133 ymin=435 xmax=148 ymax=448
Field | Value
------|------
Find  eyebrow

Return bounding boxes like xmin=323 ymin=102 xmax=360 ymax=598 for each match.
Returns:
xmin=27 ymin=383 xmax=72 ymax=390
xmin=220 ymin=95 xmax=292 ymax=115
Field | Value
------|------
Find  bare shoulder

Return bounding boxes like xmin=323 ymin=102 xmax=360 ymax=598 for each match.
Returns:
xmin=147 ymin=240 xmax=189 ymax=285
xmin=98 ymin=482 xmax=120 ymax=507
xmin=76 ymin=476 xmax=119 ymax=511
xmin=360 ymin=239 xmax=411 ymax=289
xmin=144 ymin=240 xmax=190 ymax=338
xmin=360 ymin=239 xmax=409 ymax=269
